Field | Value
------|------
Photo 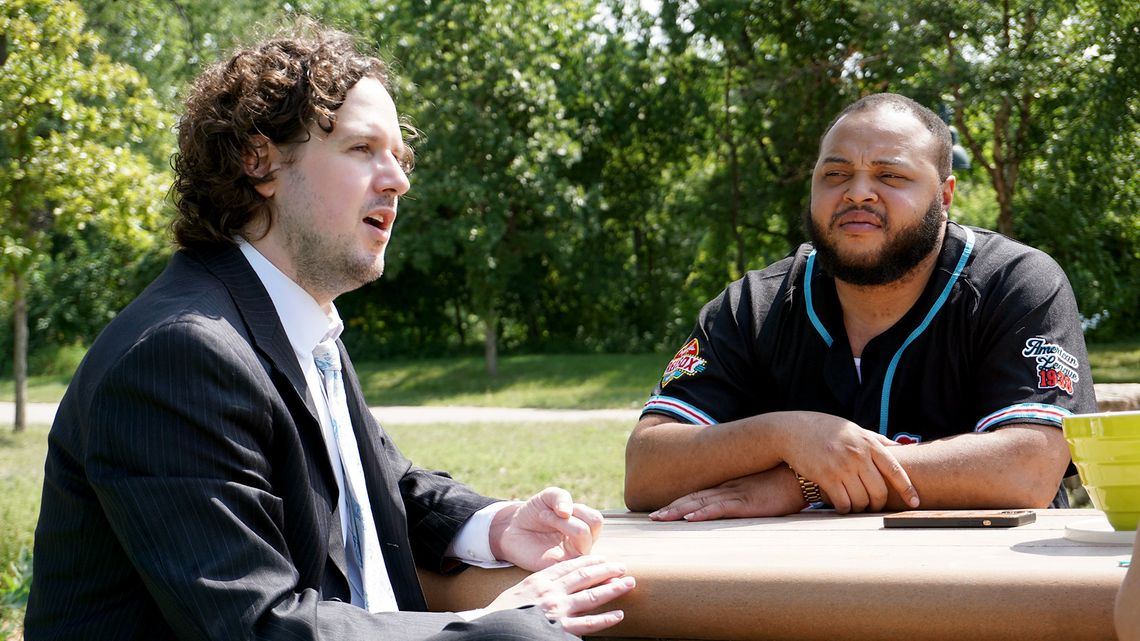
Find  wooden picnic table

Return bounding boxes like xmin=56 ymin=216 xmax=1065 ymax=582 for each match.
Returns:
xmin=419 ymin=508 xmax=1132 ymax=641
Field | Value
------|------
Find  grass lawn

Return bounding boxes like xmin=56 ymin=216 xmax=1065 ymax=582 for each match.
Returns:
xmin=0 ymin=353 xmax=671 ymax=409
xmin=0 ymin=376 xmax=72 ymax=404
xmin=0 ymin=423 xmax=47 ymax=638
xmin=385 ymin=419 xmax=631 ymax=510
xmin=351 ymin=353 xmax=667 ymax=408
xmin=1087 ymin=340 xmax=1140 ymax=383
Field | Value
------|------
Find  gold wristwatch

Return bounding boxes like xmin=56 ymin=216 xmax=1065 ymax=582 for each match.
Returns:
xmin=794 ymin=471 xmax=823 ymax=504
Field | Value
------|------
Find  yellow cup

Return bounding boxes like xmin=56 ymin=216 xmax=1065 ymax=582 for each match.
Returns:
xmin=1062 ymin=411 xmax=1140 ymax=531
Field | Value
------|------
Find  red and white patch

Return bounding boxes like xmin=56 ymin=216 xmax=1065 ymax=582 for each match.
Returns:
xmin=1021 ymin=336 xmax=1080 ymax=395
xmin=661 ymin=338 xmax=708 ymax=388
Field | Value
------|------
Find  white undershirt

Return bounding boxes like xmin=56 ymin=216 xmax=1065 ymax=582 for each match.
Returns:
xmin=854 ymin=357 xmax=863 ymax=383
xmin=237 ymin=242 xmax=509 ymax=609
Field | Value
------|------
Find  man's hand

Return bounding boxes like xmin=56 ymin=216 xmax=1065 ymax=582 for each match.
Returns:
xmin=485 ymin=555 xmax=635 ymax=635
xmin=489 ymin=487 xmax=604 ymax=571
xmin=774 ymin=411 xmax=920 ymax=513
xmin=648 ymin=466 xmax=806 ymax=521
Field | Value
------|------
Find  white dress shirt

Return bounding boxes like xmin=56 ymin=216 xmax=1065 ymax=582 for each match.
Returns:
xmin=238 ymin=241 xmax=509 ymax=611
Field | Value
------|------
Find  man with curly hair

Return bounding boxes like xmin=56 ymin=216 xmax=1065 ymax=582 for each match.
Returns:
xmin=26 ymin=19 xmax=633 ymax=641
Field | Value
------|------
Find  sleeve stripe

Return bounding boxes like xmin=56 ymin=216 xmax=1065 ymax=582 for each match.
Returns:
xmin=975 ymin=403 xmax=1073 ymax=432
xmin=642 ymin=395 xmax=717 ymax=426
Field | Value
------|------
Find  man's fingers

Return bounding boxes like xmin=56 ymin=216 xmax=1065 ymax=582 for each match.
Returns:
xmin=862 ymin=467 xmax=891 ymax=513
xmin=559 ymin=610 xmax=626 ymax=636
xmin=553 ymin=560 xmax=629 ymax=593
xmin=535 ymin=486 xmax=575 ymax=518
xmin=682 ymin=497 xmax=743 ymax=522
xmin=822 ymin=481 xmax=852 ymax=514
xmin=649 ymin=489 xmax=721 ymax=520
xmin=538 ymin=510 xmax=595 ymax=554
xmin=871 ymin=446 xmax=920 ymax=508
xmin=534 ymin=554 xmax=608 ymax=581
xmin=564 ymin=574 xmax=635 ymax=608
xmin=876 ymin=433 xmax=899 ymax=446
xmin=558 ymin=576 xmax=636 ymax=634
xmin=571 ymin=503 xmax=605 ymax=541
xmin=842 ymin=478 xmax=872 ymax=514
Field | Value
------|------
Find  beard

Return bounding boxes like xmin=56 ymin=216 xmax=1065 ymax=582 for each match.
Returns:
xmin=285 ymin=219 xmax=385 ymax=300
xmin=272 ymin=173 xmax=388 ymax=302
xmin=805 ymin=196 xmax=945 ymax=286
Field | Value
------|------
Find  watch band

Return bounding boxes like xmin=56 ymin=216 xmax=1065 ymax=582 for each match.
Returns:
xmin=794 ymin=471 xmax=823 ymax=504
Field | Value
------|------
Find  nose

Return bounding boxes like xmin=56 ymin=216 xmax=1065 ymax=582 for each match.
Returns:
xmin=376 ymin=152 xmax=410 ymax=196
xmin=843 ymin=172 xmax=878 ymax=204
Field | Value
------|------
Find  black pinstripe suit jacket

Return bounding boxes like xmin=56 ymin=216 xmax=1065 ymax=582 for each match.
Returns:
xmin=26 ymin=244 xmax=495 ymax=640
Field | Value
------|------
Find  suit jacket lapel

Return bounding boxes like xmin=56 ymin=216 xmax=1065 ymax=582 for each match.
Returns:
xmin=194 ymin=246 xmax=313 ymax=412
xmin=188 ymin=245 xmax=351 ymax=591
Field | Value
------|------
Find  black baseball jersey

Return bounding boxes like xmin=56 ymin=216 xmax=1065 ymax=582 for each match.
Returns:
xmin=644 ymin=222 xmax=1097 ymax=444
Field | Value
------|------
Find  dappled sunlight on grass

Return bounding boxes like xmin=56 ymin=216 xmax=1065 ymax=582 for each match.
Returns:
xmin=385 ymin=419 xmax=632 ymax=510
xmin=0 ymin=376 xmax=72 ymax=404
xmin=355 ymin=353 xmax=668 ymax=408
xmin=1088 ymin=340 xmax=1140 ymax=384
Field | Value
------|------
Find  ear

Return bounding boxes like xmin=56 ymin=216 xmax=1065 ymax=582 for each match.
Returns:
xmin=941 ymin=175 xmax=956 ymax=213
xmin=243 ymin=135 xmax=281 ymax=198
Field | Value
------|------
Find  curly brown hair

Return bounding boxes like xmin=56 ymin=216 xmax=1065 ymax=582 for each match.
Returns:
xmin=171 ymin=18 xmax=395 ymax=249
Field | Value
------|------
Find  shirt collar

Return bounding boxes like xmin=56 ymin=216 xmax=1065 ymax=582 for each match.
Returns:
xmin=238 ymin=240 xmax=343 ymax=360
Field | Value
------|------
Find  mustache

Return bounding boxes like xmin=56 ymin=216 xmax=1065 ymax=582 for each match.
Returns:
xmin=831 ymin=205 xmax=885 ymax=225
xmin=367 ymin=194 xmax=399 ymax=210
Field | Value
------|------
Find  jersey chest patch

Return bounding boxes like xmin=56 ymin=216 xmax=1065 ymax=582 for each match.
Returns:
xmin=1022 ymin=336 xmax=1080 ymax=395
xmin=662 ymin=338 xmax=707 ymax=388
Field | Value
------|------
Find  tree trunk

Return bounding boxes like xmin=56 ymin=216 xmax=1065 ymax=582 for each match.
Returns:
xmin=723 ymin=59 xmax=745 ymax=278
xmin=996 ymin=190 xmax=1015 ymax=239
xmin=12 ymin=271 xmax=28 ymax=433
xmin=483 ymin=307 xmax=498 ymax=378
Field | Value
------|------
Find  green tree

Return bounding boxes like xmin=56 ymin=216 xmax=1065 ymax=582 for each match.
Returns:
xmin=356 ymin=0 xmax=603 ymax=374
xmin=78 ymin=0 xmax=270 ymax=105
xmin=1014 ymin=1 xmax=1140 ymax=337
xmin=0 ymin=0 xmax=171 ymax=431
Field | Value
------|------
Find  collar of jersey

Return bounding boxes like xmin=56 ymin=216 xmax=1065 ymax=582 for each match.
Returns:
xmin=804 ymin=222 xmax=976 ymax=435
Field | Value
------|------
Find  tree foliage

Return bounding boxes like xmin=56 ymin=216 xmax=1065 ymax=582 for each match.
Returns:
xmin=8 ymin=0 xmax=1139 ymax=386
xmin=0 ymin=0 xmax=172 ymax=429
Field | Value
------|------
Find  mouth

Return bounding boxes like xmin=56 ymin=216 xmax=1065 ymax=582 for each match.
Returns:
xmin=833 ymin=207 xmax=884 ymax=231
xmin=362 ymin=209 xmax=395 ymax=235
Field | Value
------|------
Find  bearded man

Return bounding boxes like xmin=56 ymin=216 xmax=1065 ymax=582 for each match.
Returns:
xmin=624 ymin=93 xmax=1096 ymax=519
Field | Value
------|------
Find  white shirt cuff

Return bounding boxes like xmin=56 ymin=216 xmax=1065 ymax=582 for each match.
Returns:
xmin=445 ymin=501 xmax=519 ymax=568
xmin=455 ymin=608 xmax=492 ymax=621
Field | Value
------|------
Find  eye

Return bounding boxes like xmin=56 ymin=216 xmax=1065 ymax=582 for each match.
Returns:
xmin=351 ymin=144 xmax=372 ymax=154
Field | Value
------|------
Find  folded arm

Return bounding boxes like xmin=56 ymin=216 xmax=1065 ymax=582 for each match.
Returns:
xmin=626 ymin=410 xmax=1068 ymax=519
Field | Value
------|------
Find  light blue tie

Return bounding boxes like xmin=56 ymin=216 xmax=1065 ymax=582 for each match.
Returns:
xmin=313 ymin=340 xmax=398 ymax=613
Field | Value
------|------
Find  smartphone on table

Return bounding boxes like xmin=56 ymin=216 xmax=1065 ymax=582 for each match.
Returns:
xmin=882 ymin=509 xmax=1036 ymax=528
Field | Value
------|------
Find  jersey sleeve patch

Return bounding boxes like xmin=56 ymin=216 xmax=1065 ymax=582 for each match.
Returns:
xmin=660 ymin=338 xmax=708 ymax=388
xmin=975 ymin=403 xmax=1072 ymax=432
xmin=642 ymin=395 xmax=717 ymax=426
xmin=1022 ymin=336 xmax=1080 ymax=395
